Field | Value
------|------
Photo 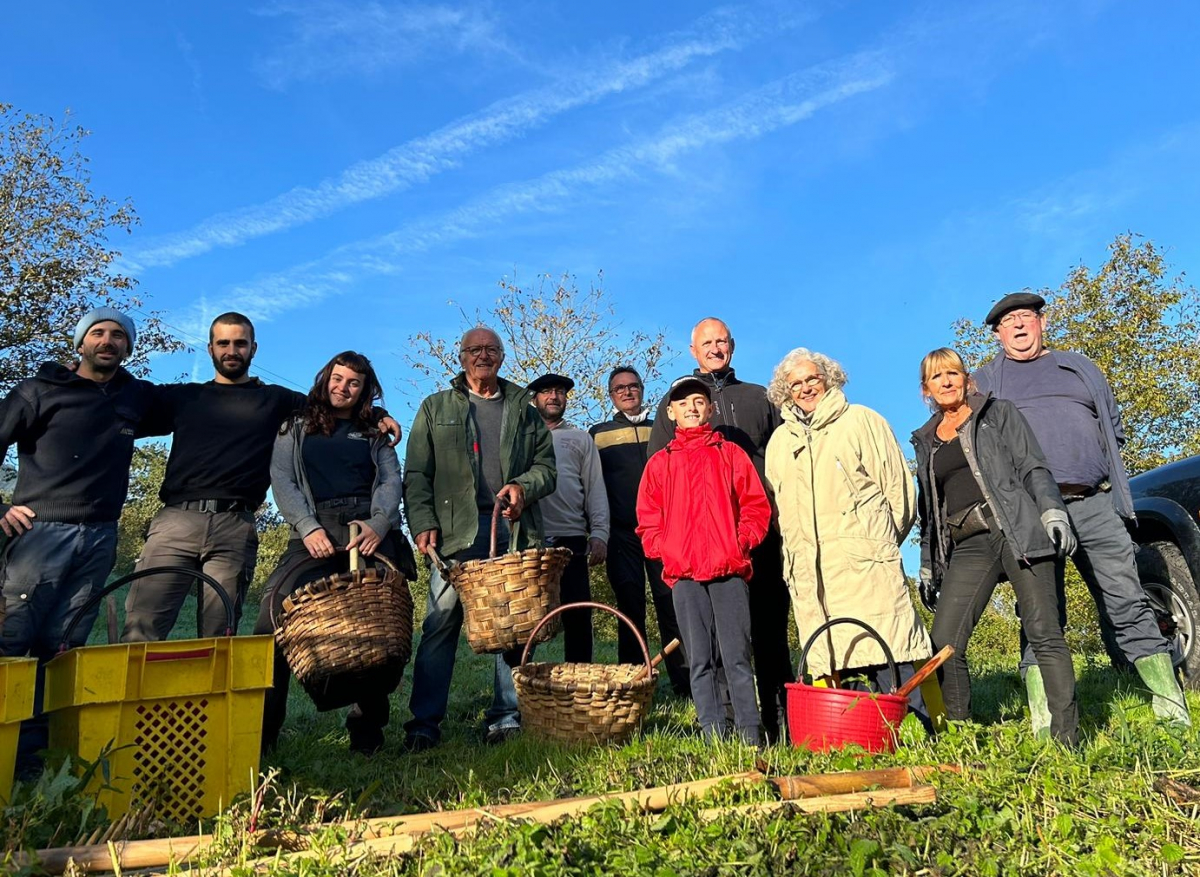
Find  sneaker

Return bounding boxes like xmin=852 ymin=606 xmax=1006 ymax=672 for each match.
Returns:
xmin=402 ymin=733 xmax=438 ymax=753
xmin=483 ymin=725 xmax=521 ymax=746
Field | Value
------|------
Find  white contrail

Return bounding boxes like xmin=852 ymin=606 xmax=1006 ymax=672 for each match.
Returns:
xmin=123 ymin=5 xmax=812 ymax=271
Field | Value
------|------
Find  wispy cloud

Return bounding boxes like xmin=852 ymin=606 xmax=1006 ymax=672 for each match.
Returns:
xmin=253 ymin=1 xmax=510 ymax=89
xmin=121 ymin=5 xmax=810 ymax=273
xmin=204 ymin=52 xmax=892 ymax=326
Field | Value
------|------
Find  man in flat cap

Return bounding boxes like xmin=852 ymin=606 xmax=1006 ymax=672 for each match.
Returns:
xmin=529 ymin=373 xmax=609 ymax=662
xmin=0 ymin=308 xmax=160 ymax=776
xmin=975 ymin=292 xmax=1189 ymax=728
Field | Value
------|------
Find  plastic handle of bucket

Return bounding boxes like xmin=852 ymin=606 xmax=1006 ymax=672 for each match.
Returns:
xmin=797 ymin=617 xmax=901 ymax=693
xmin=58 ymin=566 xmax=237 ymax=652
xmin=519 ymin=601 xmax=653 ymax=677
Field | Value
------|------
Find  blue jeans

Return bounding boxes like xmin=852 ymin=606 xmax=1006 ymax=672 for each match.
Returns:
xmin=404 ymin=514 xmax=521 ymax=742
xmin=1 ymin=521 xmax=118 ymax=776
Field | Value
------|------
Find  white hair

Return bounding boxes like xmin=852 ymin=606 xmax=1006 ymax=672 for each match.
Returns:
xmin=766 ymin=348 xmax=848 ymax=408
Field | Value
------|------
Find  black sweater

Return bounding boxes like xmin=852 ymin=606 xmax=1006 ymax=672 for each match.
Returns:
xmin=144 ymin=380 xmax=305 ymax=507
xmin=647 ymin=368 xmax=781 ymax=487
xmin=589 ymin=412 xmax=654 ymax=530
xmin=0 ymin=363 xmax=159 ymax=523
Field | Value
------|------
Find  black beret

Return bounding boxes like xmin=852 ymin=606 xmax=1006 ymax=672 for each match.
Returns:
xmin=527 ymin=373 xmax=575 ymax=393
xmin=984 ymin=292 xmax=1046 ymax=328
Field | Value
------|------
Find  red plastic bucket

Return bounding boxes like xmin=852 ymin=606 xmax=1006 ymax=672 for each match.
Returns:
xmin=788 ymin=617 xmax=909 ymax=753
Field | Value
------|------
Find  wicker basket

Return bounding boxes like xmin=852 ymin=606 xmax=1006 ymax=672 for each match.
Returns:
xmin=438 ymin=500 xmax=571 ymax=654
xmin=513 ymin=602 xmax=658 ymax=744
xmin=276 ymin=531 xmax=414 ymax=709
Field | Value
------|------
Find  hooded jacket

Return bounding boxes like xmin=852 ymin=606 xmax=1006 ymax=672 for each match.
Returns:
xmin=0 ymin=363 xmax=159 ymax=523
xmin=647 ymin=368 xmax=781 ymax=487
xmin=765 ymin=388 xmax=930 ymax=675
xmin=636 ymin=424 xmax=770 ymax=586
xmin=912 ymin=392 xmax=1067 ymax=586
xmin=973 ymin=349 xmax=1133 ymax=518
xmin=403 ymin=374 xmax=556 ymax=557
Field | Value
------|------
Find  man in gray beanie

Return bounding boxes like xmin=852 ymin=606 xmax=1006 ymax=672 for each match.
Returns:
xmin=0 ymin=307 xmax=159 ymax=778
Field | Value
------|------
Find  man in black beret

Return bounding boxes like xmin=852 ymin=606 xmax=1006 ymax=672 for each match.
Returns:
xmin=974 ymin=292 xmax=1189 ymax=730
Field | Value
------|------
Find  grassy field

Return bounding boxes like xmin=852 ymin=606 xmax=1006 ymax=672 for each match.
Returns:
xmin=5 ymin=576 xmax=1200 ymax=875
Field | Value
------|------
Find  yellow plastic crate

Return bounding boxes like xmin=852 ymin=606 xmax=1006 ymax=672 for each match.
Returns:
xmin=43 ymin=636 xmax=273 ymax=824
xmin=0 ymin=657 xmax=37 ymax=803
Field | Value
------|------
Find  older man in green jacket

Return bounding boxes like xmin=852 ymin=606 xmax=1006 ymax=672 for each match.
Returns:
xmin=402 ymin=326 xmax=557 ymax=749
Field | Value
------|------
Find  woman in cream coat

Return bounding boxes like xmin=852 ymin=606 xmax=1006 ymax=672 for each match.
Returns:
xmin=765 ymin=348 xmax=931 ymax=725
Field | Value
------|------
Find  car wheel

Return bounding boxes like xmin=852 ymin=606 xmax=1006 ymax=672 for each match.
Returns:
xmin=1136 ymin=540 xmax=1200 ymax=690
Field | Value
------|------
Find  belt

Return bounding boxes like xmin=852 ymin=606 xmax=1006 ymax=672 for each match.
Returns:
xmin=315 ymin=496 xmax=371 ymax=510
xmin=1058 ymin=483 xmax=1103 ymax=501
xmin=167 ymin=499 xmax=253 ymax=513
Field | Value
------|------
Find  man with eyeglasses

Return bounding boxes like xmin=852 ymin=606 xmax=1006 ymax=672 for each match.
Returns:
xmin=589 ymin=367 xmax=690 ymax=696
xmin=402 ymin=326 xmax=557 ymax=749
xmin=648 ymin=318 xmax=794 ymax=743
xmin=975 ymin=292 xmax=1189 ymax=728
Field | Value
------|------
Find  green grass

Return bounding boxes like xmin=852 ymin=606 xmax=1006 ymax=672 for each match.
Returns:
xmin=8 ymin=576 xmax=1200 ymax=875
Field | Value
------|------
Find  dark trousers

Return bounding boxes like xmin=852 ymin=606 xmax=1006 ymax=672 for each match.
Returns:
xmin=673 ymin=576 xmax=760 ymax=745
xmin=254 ymin=503 xmax=402 ymax=753
xmin=606 ymin=527 xmax=689 ymax=694
xmin=547 ymin=535 xmax=593 ymax=663
xmin=931 ymin=528 xmax=1078 ymax=745
xmin=748 ymin=530 xmax=795 ymax=740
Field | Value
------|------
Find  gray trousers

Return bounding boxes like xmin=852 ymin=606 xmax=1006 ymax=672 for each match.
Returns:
xmin=1020 ymin=491 xmax=1168 ymax=669
xmin=122 ymin=507 xmax=258 ymax=641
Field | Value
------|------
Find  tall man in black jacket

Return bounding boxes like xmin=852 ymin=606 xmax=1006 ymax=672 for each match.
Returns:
xmin=590 ymin=366 xmax=689 ymax=696
xmin=1 ymin=308 xmax=159 ymax=776
xmin=648 ymin=317 xmax=794 ymax=741
xmin=122 ymin=312 xmax=400 ymax=641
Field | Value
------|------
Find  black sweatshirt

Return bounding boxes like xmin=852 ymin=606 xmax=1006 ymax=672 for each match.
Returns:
xmin=0 ymin=363 xmax=159 ymax=523
xmin=144 ymin=379 xmax=305 ymax=507
xmin=647 ymin=368 xmax=781 ymax=487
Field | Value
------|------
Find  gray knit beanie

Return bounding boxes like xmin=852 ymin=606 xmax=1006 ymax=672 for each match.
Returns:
xmin=73 ymin=307 xmax=136 ymax=352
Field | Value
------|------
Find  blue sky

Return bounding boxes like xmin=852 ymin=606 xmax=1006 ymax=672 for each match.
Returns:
xmin=5 ymin=0 xmax=1200 ymax=439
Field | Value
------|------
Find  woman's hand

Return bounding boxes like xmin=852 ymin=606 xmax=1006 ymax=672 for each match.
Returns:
xmin=303 ymin=528 xmax=336 ymax=559
xmin=347 ymin=521 xmax=383 ymax=556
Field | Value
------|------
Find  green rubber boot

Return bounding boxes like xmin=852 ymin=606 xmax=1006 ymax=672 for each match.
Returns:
xmin=1024 ymin=666 xmax=1052 ymax=739
xmin=1134 ymin=653 xmax=1191 ymax=727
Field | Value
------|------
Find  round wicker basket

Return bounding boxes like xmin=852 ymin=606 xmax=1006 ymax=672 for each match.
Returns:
xmin=439 ymin=501 xmax=570 ymax=654
xmin=513 ymin=602 xmax=658 ymax=744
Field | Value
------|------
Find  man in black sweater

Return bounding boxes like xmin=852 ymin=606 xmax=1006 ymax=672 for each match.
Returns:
xmin=590 ymin=366 xmax=689 ymax=696
xmin=122 ymin=312 xmax=399 ymax=641
xmin=1 ymin=308 xmax=158 ymax=776
xmin=647 ymin=317 xmax=794 ymax=743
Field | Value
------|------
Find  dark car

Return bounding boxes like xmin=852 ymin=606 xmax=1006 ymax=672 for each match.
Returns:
xmin=1129 ymin=455 xmax=1200 ymax=689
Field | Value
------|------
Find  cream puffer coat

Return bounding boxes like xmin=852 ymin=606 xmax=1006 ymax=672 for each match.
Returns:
xmin=765 ymin=388 xmax=931 ymax=677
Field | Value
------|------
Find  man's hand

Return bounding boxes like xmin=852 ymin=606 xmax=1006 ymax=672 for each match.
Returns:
xmin=379 ymin=416 xmax=403 ymax=448
xmin=1041 ymin=509 xmax=1077 ymax=559
xmin=303 ymin=528 xmax=336 ymax=559
xmin=415 ymin=529 xmax=439 ymax=555
xmin=496 ymin=483 xmax=525 ymax=520
xmin=586 ymin=537 xmax=607 ymax=567
xmin=0 ymin=505 xmax=35 ymax=538
xmin=347 ymin=521 xmax=383 ymax=557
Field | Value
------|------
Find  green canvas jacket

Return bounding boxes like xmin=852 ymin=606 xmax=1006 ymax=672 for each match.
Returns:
xmin=403 ymin=373 xmax=557 ymax=557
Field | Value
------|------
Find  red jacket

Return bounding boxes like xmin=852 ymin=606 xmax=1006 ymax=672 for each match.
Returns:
xmin=636 ymin=424 xmax=771 ymax=586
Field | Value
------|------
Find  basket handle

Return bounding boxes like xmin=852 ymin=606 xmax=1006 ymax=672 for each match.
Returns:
xmin=59 ymin=566 xmax=236 ymax=652
xmin=350 ymin=522 xmax=362 ymax=573
xmin=797 ymin=617 xmax=900 ymax=693
xmin=519 ymin=601 xmax=653 ymax=677
xmin=269 ymin=547 xmax=403 ymax=629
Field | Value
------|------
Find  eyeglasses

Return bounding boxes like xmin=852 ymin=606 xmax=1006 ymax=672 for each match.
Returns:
xmin=788 ymin=375 xmax=825 ymax=393
xmin=609 ymin=382 xmax=643 ymax=395
xmin=997 ymin=309 xmax=1040 ymax=328
xmin=461 ymin=345 xmax=501 ymax=358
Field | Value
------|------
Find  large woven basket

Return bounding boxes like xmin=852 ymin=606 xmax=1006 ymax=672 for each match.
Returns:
xmin=276 ymin=533 xmax=414 ymax=709
xmin=513 ymin=602 xmax=659 ymax=744
xmin=438 ymin=500 xmax=571 ymax=654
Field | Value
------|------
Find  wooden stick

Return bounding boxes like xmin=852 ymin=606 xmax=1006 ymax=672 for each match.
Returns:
xmin=698 ymin=784 xmax=937 ymax=819
xmin=632 ymin=638 xmax=681 ymax=682
xmin=894 ymin=645 xmax=955 ymax=700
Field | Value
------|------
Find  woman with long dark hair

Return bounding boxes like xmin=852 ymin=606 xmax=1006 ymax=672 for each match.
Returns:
xmin=255 ymin=351 xmax=416 ymax=755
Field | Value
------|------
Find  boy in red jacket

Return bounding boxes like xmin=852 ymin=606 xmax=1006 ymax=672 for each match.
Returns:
xmin=636 ymin=376 xmax=771 ymax=745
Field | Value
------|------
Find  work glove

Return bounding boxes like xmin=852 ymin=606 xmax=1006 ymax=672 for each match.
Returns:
xmin=918 ymin=566 xmax=939 ymax=613
xmin=1041 ymin=509 xmax=1076 ymax=559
